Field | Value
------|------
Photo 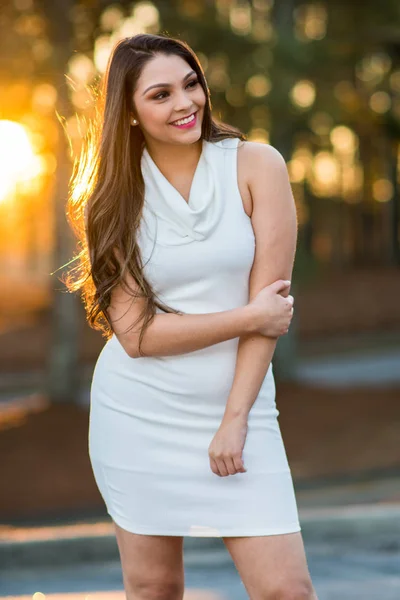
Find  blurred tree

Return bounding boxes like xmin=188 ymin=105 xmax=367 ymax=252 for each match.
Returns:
xmin=269 ymin=0 xmax=298 ymax=380
xmin=1 ymin=0 xmax=399 ymax=394
xmin=41 ymin=0 xmax=80 ymax=403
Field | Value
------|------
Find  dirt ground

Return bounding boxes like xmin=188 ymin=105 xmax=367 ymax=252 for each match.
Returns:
xmin=0 ymin=381 xmax=399 ymax=522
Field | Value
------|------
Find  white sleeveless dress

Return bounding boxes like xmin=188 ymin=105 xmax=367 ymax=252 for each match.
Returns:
xmin=88 ymin=137 xmax=301 ymax=537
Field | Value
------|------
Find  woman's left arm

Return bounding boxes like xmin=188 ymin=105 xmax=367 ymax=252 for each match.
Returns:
xmin=208 ymin=142 xmax=298 ymax=477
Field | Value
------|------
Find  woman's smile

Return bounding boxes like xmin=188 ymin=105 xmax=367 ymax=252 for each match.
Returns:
xmin=169 ymin=110 xmax=198 ymax=129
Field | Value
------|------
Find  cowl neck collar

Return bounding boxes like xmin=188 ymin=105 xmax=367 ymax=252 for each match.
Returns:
xmin=140 ymin=139 xmax=224 ymax=245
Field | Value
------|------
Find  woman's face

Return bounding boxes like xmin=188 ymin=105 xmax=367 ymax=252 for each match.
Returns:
xmin=132 ymin=53 xmax=207 ymax=146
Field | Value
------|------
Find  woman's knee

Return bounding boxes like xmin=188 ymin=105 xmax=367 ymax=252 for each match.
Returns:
xmin=266 ymin=577 xmax=316 ymax=600
xmin=125 ymin=576 xmax=184 ymax=600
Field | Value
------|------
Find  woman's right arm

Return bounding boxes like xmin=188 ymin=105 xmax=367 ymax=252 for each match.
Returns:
xmin=107 ymin=271 xmax=293 ymax=358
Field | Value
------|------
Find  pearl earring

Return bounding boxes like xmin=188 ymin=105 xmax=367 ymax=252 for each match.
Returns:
xmin=131 ymin=118 xmax=138 ymax=125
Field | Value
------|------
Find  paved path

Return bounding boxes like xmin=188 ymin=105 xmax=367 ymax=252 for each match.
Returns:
xmin=2 ymin=504 xmax=400 ymax=600
xmin=1 ymin=536 xmax=400 ymax=600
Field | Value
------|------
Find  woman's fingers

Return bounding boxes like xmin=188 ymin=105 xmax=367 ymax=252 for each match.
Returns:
xmin=210 ymin=456 xmax=246 ymax=476
xmin=216 ymin=460 xmax=229 ymax=477
xmin=233 ymin=454 xmax=247 ymax=473
xmin=210 ymin=456 xmax=231 ymax=477
xmin=224 ymin=457 xmax=238 ymax=475
xmin=209 ymin=457 xmax=221 ymax=476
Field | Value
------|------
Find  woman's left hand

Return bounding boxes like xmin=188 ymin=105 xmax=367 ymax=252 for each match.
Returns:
xmin=208 ymin=413 xmax=248 ymax=476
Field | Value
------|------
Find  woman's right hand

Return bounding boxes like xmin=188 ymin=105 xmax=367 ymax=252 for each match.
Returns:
xmin=246 ymin=280 xmax=294 ymax=337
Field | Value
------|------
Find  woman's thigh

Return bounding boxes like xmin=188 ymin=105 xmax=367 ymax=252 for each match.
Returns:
xmin=223 ymin=531 xmax=315 ymax=600
xmin=113 ymin=521 xmax=185 ymax=598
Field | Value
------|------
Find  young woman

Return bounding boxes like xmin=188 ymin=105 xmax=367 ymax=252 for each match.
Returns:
xmin=67 ymin=33 xmax=318 ymax=600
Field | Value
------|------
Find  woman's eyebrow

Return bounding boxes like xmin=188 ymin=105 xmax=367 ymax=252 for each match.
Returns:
xmin=142 ymin=70 xmax=196 ymax=95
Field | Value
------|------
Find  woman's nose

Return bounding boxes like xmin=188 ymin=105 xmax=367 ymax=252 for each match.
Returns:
xmin=174 ymin=91 xmax=192 ymax=111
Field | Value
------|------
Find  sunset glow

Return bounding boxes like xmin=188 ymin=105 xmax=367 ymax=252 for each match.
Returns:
xmin=0 ymin=120 xmax=44 ymax=202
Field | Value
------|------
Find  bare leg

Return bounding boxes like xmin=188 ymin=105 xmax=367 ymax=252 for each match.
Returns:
xmin=113 ymin=520 xmax=185 ymax=600
xmin=223 ymin=531 xmax=318 ymax=600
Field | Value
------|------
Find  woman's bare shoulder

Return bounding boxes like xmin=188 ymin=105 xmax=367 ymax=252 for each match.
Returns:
xmin=237 ymin=141 xmax=288 ymax=217
xmin=238 ymin=140 xmax=286 ymax=176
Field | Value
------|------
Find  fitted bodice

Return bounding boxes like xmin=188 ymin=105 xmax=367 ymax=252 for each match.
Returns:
xmin=136 ymin=137 xmax=256 ymax=315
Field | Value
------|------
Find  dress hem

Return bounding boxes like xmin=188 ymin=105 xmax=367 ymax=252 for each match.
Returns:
xmin=109 ymin=513 xmax=302 ymax=537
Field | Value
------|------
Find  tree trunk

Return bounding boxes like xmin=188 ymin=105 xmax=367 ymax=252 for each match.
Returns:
xmin=44 ymin=0 xmax=80 ymax=403
xmin=269 ymin=0 xmax=298 ymax=381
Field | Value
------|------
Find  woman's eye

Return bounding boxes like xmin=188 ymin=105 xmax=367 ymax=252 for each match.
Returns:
xmin=153 ymin=80 xmax=198 ymax=100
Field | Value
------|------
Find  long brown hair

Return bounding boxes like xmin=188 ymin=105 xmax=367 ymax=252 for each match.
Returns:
xmin=65 ymin=33 xmax=245 ymax=356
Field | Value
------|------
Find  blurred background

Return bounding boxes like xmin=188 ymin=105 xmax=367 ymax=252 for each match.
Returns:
xmin=0 ymin=0 xmax=399 ymax=598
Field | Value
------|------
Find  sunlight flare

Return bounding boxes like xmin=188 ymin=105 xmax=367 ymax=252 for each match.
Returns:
xmin=0 ymin=120 xmax=44 ymax=201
